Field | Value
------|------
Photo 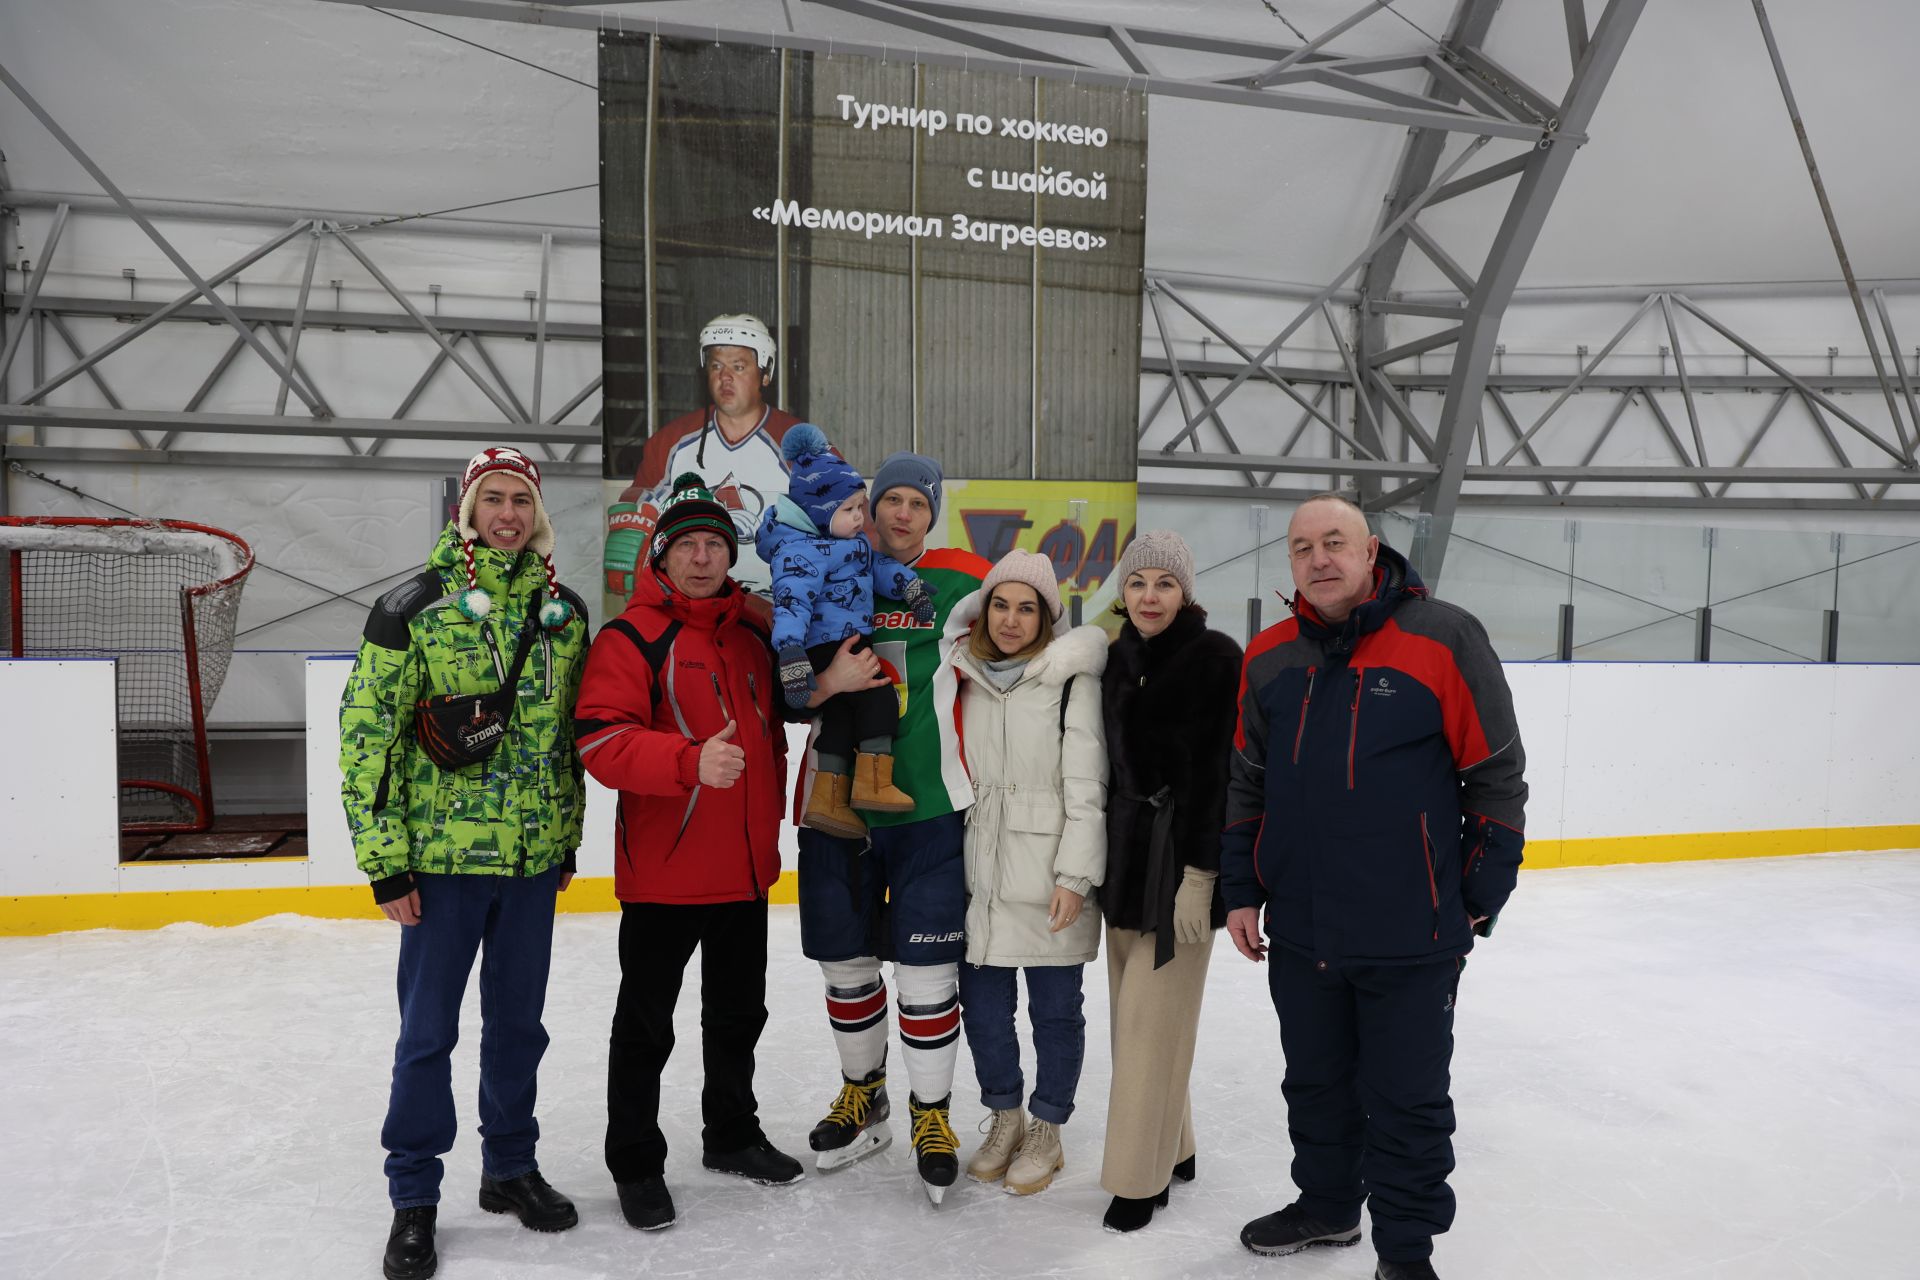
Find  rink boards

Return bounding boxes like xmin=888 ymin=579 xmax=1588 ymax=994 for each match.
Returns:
xmin=3 ymin=656 xmax=1917 ymax=935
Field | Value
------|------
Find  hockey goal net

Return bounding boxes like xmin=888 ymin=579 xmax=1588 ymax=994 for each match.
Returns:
xmin=1 ymin=517 xmax=254 ymax=833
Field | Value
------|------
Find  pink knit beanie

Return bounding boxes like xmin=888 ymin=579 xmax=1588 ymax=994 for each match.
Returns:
xmin=980 ymin=548 xmax=1065 ymax=623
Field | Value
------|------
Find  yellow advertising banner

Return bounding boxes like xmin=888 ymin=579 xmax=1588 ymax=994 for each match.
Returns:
xmin=602 ymin=476 xmax=1137 ymax=626
xmin=940 ymin=478 xmax=1137 ymax=624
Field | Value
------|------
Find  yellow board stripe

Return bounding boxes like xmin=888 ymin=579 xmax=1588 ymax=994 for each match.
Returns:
xmin=4 ymin=826 xmax=1918 ymax=937
xmin=1523 ymin=824 xmax=1920 ymax=870
xmin=0 ymin=871 xmax=796 ymax=937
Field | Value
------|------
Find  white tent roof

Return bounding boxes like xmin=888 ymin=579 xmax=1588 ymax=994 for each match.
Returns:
xmin=3 ymin=0 xmax=1915 ymax=292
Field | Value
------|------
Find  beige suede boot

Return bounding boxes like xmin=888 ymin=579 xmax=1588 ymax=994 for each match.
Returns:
xmin=965 ymin=1107 xmax=1027 ymax=1183
xmin=1003 ymin=1118 xmax=1064 ymax=1195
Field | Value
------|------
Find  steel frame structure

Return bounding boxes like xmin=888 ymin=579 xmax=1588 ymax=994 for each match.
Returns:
xmin=48 ymin=1 xmax=1911 ymax=586
xmin=1139 ymin=276 xmax=1920 ymax=514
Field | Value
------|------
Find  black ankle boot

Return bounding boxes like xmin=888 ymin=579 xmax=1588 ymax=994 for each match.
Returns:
xmin=1172 ymin=1154 xmax=1196 ymax=1182
xmin=382 ymin=1206 xmax=436 ymax=1280
xmin=1102 ymin=1183 xmax=1172 ymax=1234
xmin=478 ymin=1170 xmax=578 ymax=1231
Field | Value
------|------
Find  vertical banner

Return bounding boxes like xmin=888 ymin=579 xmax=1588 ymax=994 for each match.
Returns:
xmin=599 ymin=34 xmax=1145 ymax=620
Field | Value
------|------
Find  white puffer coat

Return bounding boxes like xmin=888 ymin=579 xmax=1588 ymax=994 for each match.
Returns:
xmin=943 ymin=592 xmax=1110 ymax=968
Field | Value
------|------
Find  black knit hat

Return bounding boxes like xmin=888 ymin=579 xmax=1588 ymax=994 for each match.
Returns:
xmin=649 ymin=472 xmax=739 ymax=566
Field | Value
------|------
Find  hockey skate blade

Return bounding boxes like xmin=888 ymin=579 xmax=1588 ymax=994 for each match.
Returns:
xmin=815 ymin=1124 xmax=892 ymax=1172
xmin=922 ymin=1179 xmax=948 ymax=1206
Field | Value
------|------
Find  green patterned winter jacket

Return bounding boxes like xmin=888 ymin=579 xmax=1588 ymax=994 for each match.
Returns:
xmin=339 ymin=525 xmax=590 ymax=891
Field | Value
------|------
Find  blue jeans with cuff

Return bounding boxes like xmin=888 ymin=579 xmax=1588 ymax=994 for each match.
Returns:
xmin=957 ymin=962 xmax=1086 ymax=1125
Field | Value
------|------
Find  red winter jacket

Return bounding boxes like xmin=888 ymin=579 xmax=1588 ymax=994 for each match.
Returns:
xmin=574 ymin=567 xmax=785 ymax=903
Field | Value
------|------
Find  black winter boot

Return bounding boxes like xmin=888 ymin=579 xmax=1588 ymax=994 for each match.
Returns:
xmin=1376 ymin=1260 xmax=1441 ymax=1280
xmin=703 ymin=1139 xmax=806 ymax=1186
xmin=382 ymin=1206 xmax=437 ymax=1280
xmin=1172 ymin=1154 xmax=1197 ymax=1182
xmin=1102 ymin=1184 xmax=1170 ymax=1233
xmin=478 ymin=1170 xmax=578 ymax=1231
xmin=616 ymin=1175 xmax=676 ymax=1230
xmin=1239 ymin=1201 xmax=1363 ymax=1256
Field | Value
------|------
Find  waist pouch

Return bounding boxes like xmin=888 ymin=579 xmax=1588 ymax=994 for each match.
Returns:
xmin=413 ymin=612 xmax=540 ymax=771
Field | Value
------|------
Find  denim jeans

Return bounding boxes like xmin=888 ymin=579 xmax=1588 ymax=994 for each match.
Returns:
xmin=381 ymin=867 xmax=559 ymax=1208
xmin=957 ymin=962 xmax=1086 ymax=1125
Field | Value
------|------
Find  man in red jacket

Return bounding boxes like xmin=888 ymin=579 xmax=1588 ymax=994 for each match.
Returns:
xmin=574 ymin=472 xmax=882 ymax=1234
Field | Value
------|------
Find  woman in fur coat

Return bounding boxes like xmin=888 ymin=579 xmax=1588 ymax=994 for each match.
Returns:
xmin=942 ymin=549 xmax=1109 ymax=1198
xmin=1098 ymin=530 xmax=1245 ymax=1233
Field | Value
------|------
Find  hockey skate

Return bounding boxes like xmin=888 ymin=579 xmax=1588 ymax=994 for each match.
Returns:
xmin=908 ymin=1094 xmax=960 ymax=1205
xmin=808 ymin=1068 xmax=892 ymax=1172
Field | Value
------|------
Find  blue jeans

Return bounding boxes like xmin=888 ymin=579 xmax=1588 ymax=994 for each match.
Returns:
xmin=957 ymin=963 xmax=1086 ymax=1125
xmin=382 ymin=867 xmax=560 ymax=1208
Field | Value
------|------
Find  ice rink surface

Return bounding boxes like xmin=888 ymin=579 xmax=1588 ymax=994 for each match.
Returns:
xmin=3 ymin=849 xmax=1917 ymax=1280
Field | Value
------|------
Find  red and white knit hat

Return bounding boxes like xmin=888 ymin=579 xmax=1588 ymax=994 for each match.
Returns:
xmin=454 ymin=446 xmax=570 ymax=627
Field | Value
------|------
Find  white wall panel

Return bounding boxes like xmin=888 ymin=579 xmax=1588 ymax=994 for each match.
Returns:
xmin=1506 ymin=663 xmax=1572 ymax=848
xmin=10 ymin=653 xmax=1915 ymax=903
xmin=0 ymin=660 xmax=120 ymax=898
xmin=1825 ymin=665 xmax=1920 ymax=827
xmin=1559 ymin=664 xmax=1837 ymax=839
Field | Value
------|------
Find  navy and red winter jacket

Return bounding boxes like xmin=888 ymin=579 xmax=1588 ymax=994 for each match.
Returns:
xmin=1219 ymin=544 xmax=1526 ymax=965
xmin=573 ymin=567 xmax=786 ymax=904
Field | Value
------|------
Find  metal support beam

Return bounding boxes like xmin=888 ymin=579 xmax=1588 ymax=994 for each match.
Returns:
xmin=12 ymin=222 xmax=310 ymax=405
xmin=1657 ymin=292 xmax=1708 ymax=467
xmin=532 ymin=231 xmax=551 ymax=425
xmin=1752 ymin=0 xmax=1915 ymax=465
xmin=0 ymin=403 xmax=597 ymax=446
xmin=0 ymin=60 xmax=324 ymax=415
xmin=4 ymin=443 xmax=600 ymax=477
xmin=276 ymin=222 xmax=323 ymax=417
xmin=0 ymin=202 xmax=67 ymax=388
xmin=1670 ymin=294 xmax=1906 ymax=462
xmin=1169 ymin=135 xmax=1489 ymax=448
xmin=312 ymin=0 xmax=1555 ymax=141
xmin=328 ymin=227 xmax=525 ymax=424
xmin=1412 ymin=0 xmax=1650 ymax=586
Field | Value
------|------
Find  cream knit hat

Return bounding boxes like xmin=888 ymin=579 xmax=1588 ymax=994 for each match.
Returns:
xmin=1114 ymin=529 xmax=1197 ymax=606
xmin=980 ymin=548 xmax=1065 ymax=623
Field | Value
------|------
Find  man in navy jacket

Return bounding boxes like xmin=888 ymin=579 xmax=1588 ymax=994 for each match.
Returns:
xmin=1222 ymin=493 xmax=1526 ymax=1280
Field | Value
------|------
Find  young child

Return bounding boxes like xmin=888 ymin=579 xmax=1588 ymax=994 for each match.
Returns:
xmin=756 ymin=424 xmax=936 ymax=838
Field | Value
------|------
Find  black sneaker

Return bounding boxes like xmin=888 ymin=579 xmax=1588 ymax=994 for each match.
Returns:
xmin=702 ymin=1140 xmax=806 ymax=1186
xmin=382 ymin=1206 xmax=437 ymax=1280
xmin=1239 ymin=1202 xmax=1363 ymax=1256
xmin=1377 ymin=1261 xmax=1441 ymax=1280
xmin=616 ymin=1176 xmax=676 ymax=1231
xmin=477 ymin=1170 xmax=579 ymax=1232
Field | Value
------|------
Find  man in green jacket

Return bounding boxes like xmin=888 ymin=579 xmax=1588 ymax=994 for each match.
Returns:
xmin=340 ymin=447 xmax=590 ymax=1280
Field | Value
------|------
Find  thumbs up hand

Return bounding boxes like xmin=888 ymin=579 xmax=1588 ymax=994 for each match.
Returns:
xmin=699 ymin=720 xmax=746 ymax=788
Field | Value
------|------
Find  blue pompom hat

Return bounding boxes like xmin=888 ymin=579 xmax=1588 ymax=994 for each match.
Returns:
xmin=782 ymin=423 xmax=866 ymax=534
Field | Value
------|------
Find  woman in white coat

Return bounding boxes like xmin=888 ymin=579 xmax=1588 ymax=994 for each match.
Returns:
xmin=943 ymin=549 xmax=1108 ymax=1197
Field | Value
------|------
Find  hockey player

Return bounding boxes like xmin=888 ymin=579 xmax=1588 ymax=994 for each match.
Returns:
xmin=793 ymin=450 xmax=990 ymax=1203
xmin=604 ymin=313 xmax=806 ymax=600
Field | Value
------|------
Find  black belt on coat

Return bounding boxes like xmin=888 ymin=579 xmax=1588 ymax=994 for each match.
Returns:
xmin=1124 ymin=785 xmax=1181 ymax=970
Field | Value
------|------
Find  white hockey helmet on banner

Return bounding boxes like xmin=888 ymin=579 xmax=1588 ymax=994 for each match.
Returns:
xmin=699 ymin=313 xmax=777 ymax=374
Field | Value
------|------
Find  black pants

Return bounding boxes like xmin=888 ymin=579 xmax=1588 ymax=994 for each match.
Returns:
xmin=605 ymin=899 xmax=769 ymax=1183
xmin=807 ymin=635 xmax=898 ymax=762
xmin=1269 ymin=948 xmax=1461 ymax=1263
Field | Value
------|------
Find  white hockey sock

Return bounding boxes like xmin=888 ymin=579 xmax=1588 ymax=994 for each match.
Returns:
xmin=820 ymin=957 xmax=889 ymax=1081
xmin=893 ymin=962 xmax=961 ymax=1105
